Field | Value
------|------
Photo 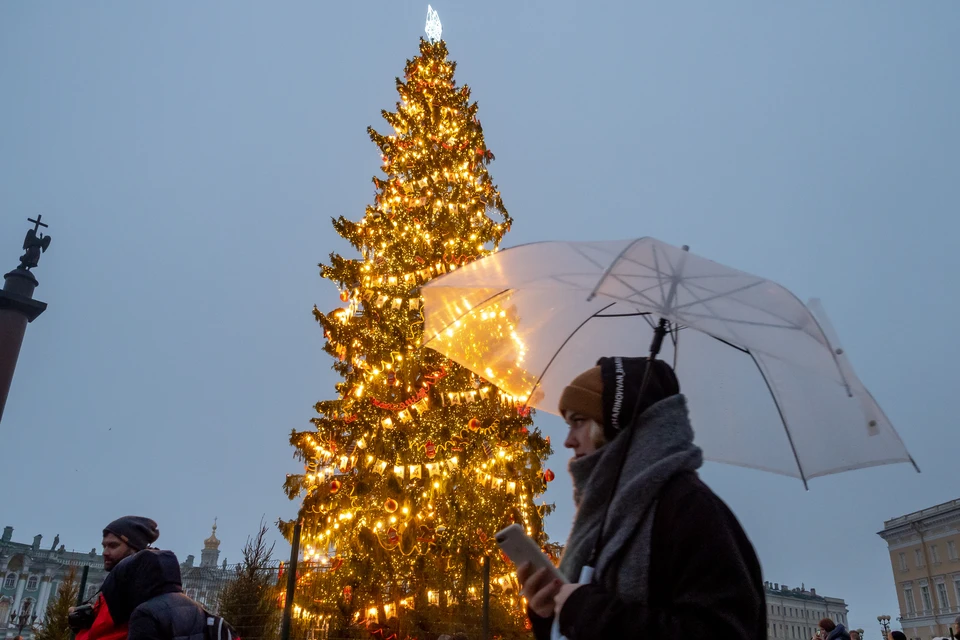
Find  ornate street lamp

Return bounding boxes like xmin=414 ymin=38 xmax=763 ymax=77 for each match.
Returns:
xmin=877 ymin=615 xmax=892 ymax=639
xmin=9 ymin=602 xmax=39 ymax=635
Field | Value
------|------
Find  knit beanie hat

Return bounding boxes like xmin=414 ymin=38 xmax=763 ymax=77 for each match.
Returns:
xmin=597 ymin=357 xmax=680 ymax=441
xmin=103 ymin=516 xmax=159 ymax=552
xmin=557 ymin=366 xmax=603 ymax=425
xmin=560 ymin=357 xmax=680 ymax=442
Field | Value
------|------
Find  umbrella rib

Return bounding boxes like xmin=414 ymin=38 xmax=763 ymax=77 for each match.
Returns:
xmin=680 ymin=278 xmax=805 ymax=330
xmin=525 ymin=301 xmax=619 ymax=410
xmin=668 ymin=278 xmax=768 ymax=312
xmin=587 ymin=238 xmax=644 ymax=301
xmin=600 ymin=275 xmax=669 ymax=309
xmin=747 ymin=351 xmax=809 ymax=490
xmin=569 ymin=243 xmax=621 ymax=271
xmin=594 ymin=310 xmax=652 ymax=318
xmin=673 ymin=309 xmax=802 ymax=331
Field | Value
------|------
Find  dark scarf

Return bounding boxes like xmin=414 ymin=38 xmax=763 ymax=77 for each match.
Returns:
xmin=558 ymin=394 xmax=703 ymax=600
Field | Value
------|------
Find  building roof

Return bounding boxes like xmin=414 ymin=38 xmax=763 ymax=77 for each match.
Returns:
xmin=763 ymin=581 xmax=846 ymax=605
xmin=880 ymin=498 xmax=960 ymax=532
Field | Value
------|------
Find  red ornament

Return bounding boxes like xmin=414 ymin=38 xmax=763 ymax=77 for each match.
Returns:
xmin=468 ymin=418 xmax=481 ymax=431
xmin=339 ymin=290 xmax=350 ymax=302
xmin=425 ymin=440 xmax=436 ymax=459
xmin=329 ymin=557 xmax=344 ymax=571
xmin=387 ymin=527 xmax=399 ymax=545
xmin=329 ymin=479 xmax=342 ymax=494
xmin=387 ymin=371 xmax=397 ymax=386
xmin=476 ymin=527 xmax=488 ymax=543
xmin=544 ymin=469 xmax=555 ymax=483
xmin=384 ymin=498 xmax=399 ymax=513
xmin=343 ymin=585 xmax=353 ymax=603
xmin=520 ymin=426 xmax=529 ymax=435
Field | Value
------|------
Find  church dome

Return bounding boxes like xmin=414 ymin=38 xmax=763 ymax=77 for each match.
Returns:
xmin=204 ymin=520 xmax=220 ymax=550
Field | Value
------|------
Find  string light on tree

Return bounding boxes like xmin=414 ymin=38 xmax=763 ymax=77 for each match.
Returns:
xmin=282 ymin=8 xmax=554 ymax=639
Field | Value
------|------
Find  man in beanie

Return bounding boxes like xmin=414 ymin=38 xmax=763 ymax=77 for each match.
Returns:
xmin=70 ymin=516 xmax=159 ymax=640
xmin=102 ymin=517 xmax=160 ymax=571
xmin=518 ymin=357 xmax=766 ymax=639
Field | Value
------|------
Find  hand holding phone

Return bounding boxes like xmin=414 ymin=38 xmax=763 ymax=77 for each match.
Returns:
xmin=495 ymin=524 xmax=566 ymax=583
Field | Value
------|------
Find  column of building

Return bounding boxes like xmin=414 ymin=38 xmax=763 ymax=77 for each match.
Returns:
xmin=35 ymin=575 xmax=53 ymax=621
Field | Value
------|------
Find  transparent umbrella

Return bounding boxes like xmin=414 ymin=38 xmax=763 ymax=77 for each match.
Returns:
xmin=422 ymin=237 xmax=917 ymax=487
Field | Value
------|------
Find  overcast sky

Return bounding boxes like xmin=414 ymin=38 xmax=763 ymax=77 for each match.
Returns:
xmin=2 ymin=1 xmax=958 ymax=632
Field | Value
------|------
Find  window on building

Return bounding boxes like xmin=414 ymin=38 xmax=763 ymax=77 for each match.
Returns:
xmin=904 ymin=587 xmax=915 ymax=614
xmin=948 ymin=540 xmax=958 ymax=561
xmin=916 ymin=549 xmax=924 ymax=568
xmin=26 ymin=576 xmax=38 ymax=591
xmin=921 ymin=585 xmax=933 ymax=611
xmin=899 ymin=552 xmax=908 ymax=571
xmin=4 ymin=573 xmax=16 ymax=589
xmin=937 ymin=582 xmax=949 ymax=609
xmin=931 ymin=544 xmax=941 ymax=564
xmin=955 ymin=579 xmax=960 ymax=606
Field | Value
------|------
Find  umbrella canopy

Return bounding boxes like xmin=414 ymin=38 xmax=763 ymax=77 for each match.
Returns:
xmin=422 ymin=237 xmax=916 ymax=486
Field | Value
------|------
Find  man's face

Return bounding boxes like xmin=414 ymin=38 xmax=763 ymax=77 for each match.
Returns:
xmin=850 ymin=632 xmax=860 ymax=640
xmin=102 ymin=533 xmax=134 ymax=571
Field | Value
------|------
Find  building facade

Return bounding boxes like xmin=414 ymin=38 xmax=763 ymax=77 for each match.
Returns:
xmin=878 ymin=498 xmax=960 ymax=640
xmin=0 ymin=526 xmax=106 ymax=639
xmin=764 ymin=581 xmax=849 ymax=640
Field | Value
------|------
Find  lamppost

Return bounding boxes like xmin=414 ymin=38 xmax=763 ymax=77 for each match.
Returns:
xmin=877 ymin=615 xmax=891 ymax=639
xmin=9 ymin=602 xmax=38 ymax=636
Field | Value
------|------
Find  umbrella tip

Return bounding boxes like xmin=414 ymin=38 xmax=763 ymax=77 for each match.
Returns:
xmin=682 ymin=245 xmax=690 ymax=252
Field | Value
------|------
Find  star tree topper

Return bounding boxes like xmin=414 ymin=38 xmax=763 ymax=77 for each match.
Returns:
xmin=425 ymin=5 xmax=442 ymax=42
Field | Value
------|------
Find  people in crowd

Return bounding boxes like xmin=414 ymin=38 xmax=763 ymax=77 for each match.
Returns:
xmin=818 ymin=618 xmax=851 ymax=640
xmin=70 ymin=517 xmax=160 ymax=640
xmin=102 ymin=548 xmax=209 ymax=640
xmin=517 ymin=357 xmax=766 ymax=639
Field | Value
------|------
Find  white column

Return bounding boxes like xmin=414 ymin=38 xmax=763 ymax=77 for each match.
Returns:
xmin=10 ymin=573 xmax=27 ymax=615
xmin=36 ymin=578 xmax=53 ymax=620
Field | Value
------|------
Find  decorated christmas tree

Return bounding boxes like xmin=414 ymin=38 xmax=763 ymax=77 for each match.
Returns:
xmin=283 ymin=8 xmax=554 ymax=640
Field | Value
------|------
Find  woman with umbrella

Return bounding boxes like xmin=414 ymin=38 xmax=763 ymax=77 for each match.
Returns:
xmin=422 ymin=237 xmax=916 ymax=638
xmin=518 ymin=356 xmax=766 ymax=639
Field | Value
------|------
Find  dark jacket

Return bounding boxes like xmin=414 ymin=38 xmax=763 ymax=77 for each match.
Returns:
xmin=102 ymin=549 xmax=208 ymax=640
xmin=826 ymin=624 xmax=851 ymax=640
xmin=531 ymin=471 xmax=766 ymax=640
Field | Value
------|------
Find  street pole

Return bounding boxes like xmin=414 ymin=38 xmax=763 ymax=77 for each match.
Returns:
xmin=280 ymin=521 xmax=302 ymax=640
xmin=75 ymin=566 xmax=90 ymax=607
xmin=481 ymin=555 xmax=490 ymax=640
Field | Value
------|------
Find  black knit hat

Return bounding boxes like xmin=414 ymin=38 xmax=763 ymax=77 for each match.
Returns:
xmin=597 ymin=356 xmax=680 ymax=441
xmin=103 ymin=516 xmax=159 ymax=552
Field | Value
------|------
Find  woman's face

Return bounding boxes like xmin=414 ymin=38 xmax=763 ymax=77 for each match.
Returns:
xmin=563 ymin=412 xmax=601 ymax=458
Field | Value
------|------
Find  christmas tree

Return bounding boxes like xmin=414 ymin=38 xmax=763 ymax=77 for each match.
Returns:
xmin=283 ymin=10 xmax=554 ymax=640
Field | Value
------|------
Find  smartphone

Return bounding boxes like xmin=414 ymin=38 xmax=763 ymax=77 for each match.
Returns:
xmin=495 ymin=524 xmax=567 ymax=583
